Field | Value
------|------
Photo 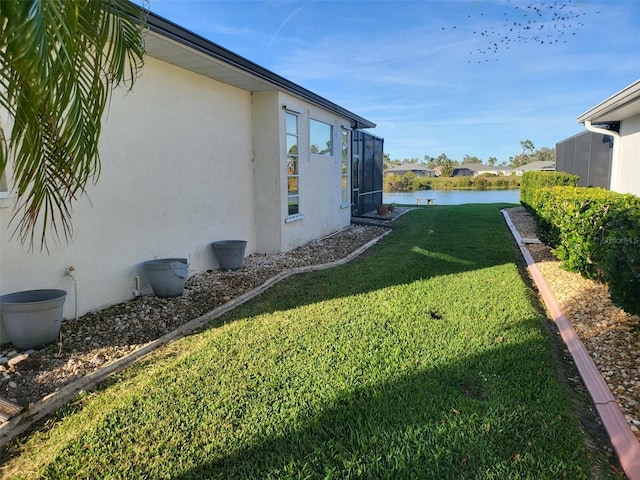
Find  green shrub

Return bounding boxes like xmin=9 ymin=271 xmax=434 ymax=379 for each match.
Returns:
xmin=530 ymin=187 xmax=562 ymax=248
xmin=532 ymin=187 xmax=640 ymax=279
xmin=520 ymin=171 xmax=579 ymax=210
xmin=603 ymin=206 xmax=640 ymax=316
xmin=456 ymin=177 xmax=474 ymax=188
xmin=473 ymin=177 xmax=489 ymax=190
xmin=414 ymin=177 xmax=433 ymax=190
xmin=383 ymin=173 xmax=417 ymax=192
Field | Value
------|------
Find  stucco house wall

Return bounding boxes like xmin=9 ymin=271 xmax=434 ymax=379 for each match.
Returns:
xmin=617 ymin=113 xmax=640 ymax=195
xmin=252 ymin=92 xmax=353 ymax=254
xmin=577 ymin=79 xmax=640 ymax=196
xmin=279 ymin=93 xmax=352 ymax=252
xmin=1 ymin=55 xmax=257 ymax=318
xmin=0 ymin=11 xmax=376 ymax=325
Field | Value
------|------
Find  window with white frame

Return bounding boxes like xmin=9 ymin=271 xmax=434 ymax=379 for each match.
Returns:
xmin=341 ymin=129 xmax=349 ymax=205
xmin=285 ymin=111 xmax=300 ymax=216
xmin=310 ymin=118 xmax=332 ymax=155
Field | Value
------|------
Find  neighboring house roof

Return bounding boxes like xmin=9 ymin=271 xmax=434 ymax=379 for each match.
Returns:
xmin=516 ymin=161 xmax=556 ymax=172
xmin=144 ymin=11 xmax=375 ymax=130
xmin=577 ymin=79 xmax=640 ymax=124
xmin=458 ymin=163 xmax=488 ymax=172
xmin=385 ymin=163 xmax=433 ymax=174
xmin=459 ymin=163 xmax=507 ymax=173
xmin=455 ymin=163 xmax=514 ymax=175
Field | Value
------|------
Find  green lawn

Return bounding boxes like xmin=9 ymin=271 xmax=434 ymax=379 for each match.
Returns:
xmin=2 ymin=205 xmax=618 ymax=479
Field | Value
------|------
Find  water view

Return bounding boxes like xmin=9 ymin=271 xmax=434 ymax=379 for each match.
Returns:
xmin=384 ymin=189 xmax=520 ymax=205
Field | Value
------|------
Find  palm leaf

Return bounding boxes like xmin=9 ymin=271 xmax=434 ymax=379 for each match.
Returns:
xmin=0 ymin=0 xmax=146 ymax=251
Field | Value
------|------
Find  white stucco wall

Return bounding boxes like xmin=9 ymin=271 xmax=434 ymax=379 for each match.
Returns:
xmin=278 ymin=93 xmax=352 ymax=252
xmin=252 ymin=92 xmax=283 ymax=254
xmin=252 ymin=92 xmax=353 ymax=253
xmin=616 ymin=113 xmax=640 ymax=196
xmin=0 ymin=56 xmax=256 ymax=319
xmin=1 ymin=49 xmax=366 ymax=330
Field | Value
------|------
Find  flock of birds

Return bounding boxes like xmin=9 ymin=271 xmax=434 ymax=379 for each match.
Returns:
xmin=441 ymin=1 xmax=594 ymax=63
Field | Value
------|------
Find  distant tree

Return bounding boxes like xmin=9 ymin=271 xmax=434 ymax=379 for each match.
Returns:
xmin=440 ymin=158 xmax=456 ymax=177
xmin=487 ymin=156 xmax=498 ymax=166
xmin=436 ymin=153 xmax=455 ymax=165
xmin=520 ymin=140 xmax=534 ymax=155
xmin=402 ymin=157 xmax=421 ymax=164
xmin=513 ymin=139 xmax=535 ymax=166
xmin=462 ymin=155 xmax=482 ymax=165
xmin=531 ymin=147 xmax=555 ymax=163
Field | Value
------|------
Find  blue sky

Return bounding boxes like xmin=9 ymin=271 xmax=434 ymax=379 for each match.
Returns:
xmin=145 ymin=0 xmax=640 ymax=164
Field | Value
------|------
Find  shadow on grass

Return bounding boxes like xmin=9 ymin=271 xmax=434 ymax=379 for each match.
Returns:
xmin=169 ymin=335 xmax=594 ymax=480
xmin=218 ymin=204 xmax=523 ymax=321
xmin=25 ymin=203 xmax=622 ymax=479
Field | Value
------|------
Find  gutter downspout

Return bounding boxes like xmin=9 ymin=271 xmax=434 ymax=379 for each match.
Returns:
xmin=583 ymin=120 xmax=620 ymax=191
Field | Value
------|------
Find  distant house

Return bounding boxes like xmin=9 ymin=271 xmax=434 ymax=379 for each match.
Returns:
xmin=384 ymin=163 xmax=435 ymax=177
xmin=0 ymin=10 xmax=378 ymax=321
xmin=453 ymin=163 xmax=513 ymax=177
xmin=452 ymin=167 xmax=474 ymax=177
xmin=511 ymin=161 xmax=556 ymax=176
xmin=556 ymin=131 xmax=612 ymax=188
xmin=577 ymin=79 xmax=640 ymax=196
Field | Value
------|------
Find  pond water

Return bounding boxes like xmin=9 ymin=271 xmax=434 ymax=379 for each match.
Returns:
xmin=383 ymin=189 xmax=520 ymax=206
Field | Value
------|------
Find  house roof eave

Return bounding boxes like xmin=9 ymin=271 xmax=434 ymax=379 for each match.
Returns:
xmin=143 ymin=10 xmax=376 ymax=129
xmin=577 ymin=79 xmax=640 ymax=125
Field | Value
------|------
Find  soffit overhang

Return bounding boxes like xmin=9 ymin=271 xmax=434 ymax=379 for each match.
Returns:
xmin=144 ymin=12 xmax=376 ymax=129
xmin=577 ymin=79 xmax=640 ymax=125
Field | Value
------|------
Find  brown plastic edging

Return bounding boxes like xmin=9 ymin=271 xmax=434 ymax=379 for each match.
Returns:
xmin=0 ymin=228 xmax=392 ymax=448
xmin=502 ymin=209 xmax=640 ymax=480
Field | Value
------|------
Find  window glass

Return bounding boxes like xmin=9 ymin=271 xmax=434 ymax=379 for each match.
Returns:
xmin=286 ymin=113 xmax=298 ymax=135
xmin=288 ymin=197 xmax=299 ymax=216
xmin=286 ymin=112 xmax=300 ymax=217
xmin=310 ymin=119 xmax=332 ymax=155
xmin=341 ymin=129 xmax=349 ymax=205
xmin=286 ymin=135 xmax=298 ymax=155
xmin=287 ymin=156 xmax=298 ymax=175
xmin=287 ymin=176 xmax=298 ymax=195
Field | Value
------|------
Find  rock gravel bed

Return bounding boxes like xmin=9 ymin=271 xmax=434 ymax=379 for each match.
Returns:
xmin=0 ymin=224 xmax=389 ymax=409
xmin=506 ymin=206 xmax=640 ymax=441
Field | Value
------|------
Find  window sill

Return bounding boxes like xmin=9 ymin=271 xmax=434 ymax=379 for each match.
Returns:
xmin=285 ymin=214 xmax=304 ymax=223
xmin=340 ymin=203 xmax=351 ymax=209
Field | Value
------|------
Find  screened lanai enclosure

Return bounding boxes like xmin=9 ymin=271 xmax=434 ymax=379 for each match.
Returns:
xmin=556 ymin=130 xmax=613 ymax=189
xmin=351 ymin=130 xmax=384 ymax=215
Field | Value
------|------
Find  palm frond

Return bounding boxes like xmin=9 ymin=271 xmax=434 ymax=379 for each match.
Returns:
xmin=0 ymin=0 xmax=146 ymax=251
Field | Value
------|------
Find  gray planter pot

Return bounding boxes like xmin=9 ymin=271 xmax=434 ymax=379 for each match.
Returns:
xmin=143 ymin=258 xmax=188 ymax=297
xmin=212 ymin=240 xmax=247 ymax=270
xmin=0 ymin=289 xmax=67 ymax=350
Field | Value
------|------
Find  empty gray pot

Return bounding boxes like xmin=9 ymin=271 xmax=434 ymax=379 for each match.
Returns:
xmin=0 ymin=289 xmax=67 ymax=350
xmin=143 ymin=258 xmax=188 ymax=297
xmin=212 ymin=240 xmax=247 ymax=270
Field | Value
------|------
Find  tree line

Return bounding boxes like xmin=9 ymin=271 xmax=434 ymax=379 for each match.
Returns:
xmin=384 ymin=140 xmax=555 ymax=177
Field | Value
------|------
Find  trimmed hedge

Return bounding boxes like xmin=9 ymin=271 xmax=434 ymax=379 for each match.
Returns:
xmin=530 ymin=186 xmax=640 ymax=316
xmin=603 ymin=206 xmax=640 ymax=316
xmin=520 ymin=171 xmax=579 ymax=210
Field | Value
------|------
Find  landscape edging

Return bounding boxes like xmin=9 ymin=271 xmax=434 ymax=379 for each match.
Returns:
xmin=502 ymin=209 xmax=640 ymax=480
